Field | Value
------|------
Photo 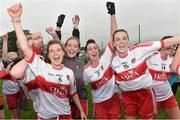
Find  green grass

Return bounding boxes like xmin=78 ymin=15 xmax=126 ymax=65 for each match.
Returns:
xmin=1 ymin=81 xmax=180 ymax=119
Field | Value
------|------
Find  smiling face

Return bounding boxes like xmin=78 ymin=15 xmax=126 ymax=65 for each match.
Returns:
xmin=113 ymin=30 xmax=129 ymax=55
xmin=65 ymin=38 xmax=80 ymax=58
xmin=161 ymin=45 xmax=175 ymax=57
xmin=47 ymin=41 xmax=65 ymax=68
xmin=86 ymin=43 xmax=99 ymax=63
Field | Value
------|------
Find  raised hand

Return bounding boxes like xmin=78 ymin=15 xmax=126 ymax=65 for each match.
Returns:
xmin=72 ymin=15 xmax=80 ymax=26
xmin=46 ymin=27 xmax=56 ymax=36
xmin=56 ymin=14 xmax=65 ymax=28
xmin=106 ymin=2 xmax=115 ymax=15
xmin=7 ymin=3 xmax=23 ymax=21
xmin=80 ymin=111 xmax=87 ymax=120
xmin=31 ymin=32 xmax=43 ymax=47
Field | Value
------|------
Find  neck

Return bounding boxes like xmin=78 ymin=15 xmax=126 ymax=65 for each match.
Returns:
xmin=89 ymin=60 xmax=99 ymax=67
xmin=118 ymin=51 xmax=128 ymax=58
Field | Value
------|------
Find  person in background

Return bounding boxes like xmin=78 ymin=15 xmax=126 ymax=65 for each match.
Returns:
xmin=147 ymin=36 xmax=180 ymax=119
xmin=46 ymin=14 xmax=88 ymax=119
xmin=168 ymin=43 xmax=180 ymax=95
xmin=0 ymin=33 xmax=24 ymax=119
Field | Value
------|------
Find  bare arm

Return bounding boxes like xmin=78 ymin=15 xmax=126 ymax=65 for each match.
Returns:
xmin=46 ymin=27 xmax=60 ymax=41
xmin=10 ymin=59 xmax=28 ymax=78
xmin=72 ymin=15 xmax=80 ymax=39
xmin=2 ymin=33 xmax=8 ymax=59
xmin=107 ymin=2 xmax=117 ymax=48
xmin=72 ymin=94 xmax=87 ymax=120
xmin=171 ymin=45 xmax=180 ymax=73
xmin=163 ymin=36 xmax=180 ymax=48
xmin=110 ymin=14 xmax=118 ymax=45
xmin=7 ymin=3 xmax=33 ymax=59
xmin=0 ymin=62 xmax=13 ymax=78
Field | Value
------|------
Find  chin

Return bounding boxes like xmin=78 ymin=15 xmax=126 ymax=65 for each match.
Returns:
xmin=67 ymin=54 xmax=76 ymax=58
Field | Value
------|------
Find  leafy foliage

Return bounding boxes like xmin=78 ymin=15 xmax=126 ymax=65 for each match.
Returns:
xmin=0 ymin=30 xmax=31 ymax=52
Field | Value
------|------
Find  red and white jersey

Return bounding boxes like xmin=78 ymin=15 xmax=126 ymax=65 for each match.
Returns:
xmin=147 ymin=52 xmax=173 ymax=101
xmin=112 ymin=41 xmax=163 ymax=91
xmin=0 ymin=61 xmax=20 ymax=94
xmin=21 ymin=67 xmax=40 ymax=113
xmin=83 ymin=43 xmax=117 ymax=103
xmin=25 ymin=52 xmax=77 ymax=119
xmin=147 ymin=52 xmax=173 ymax=84
xmin=153 ymin=81 xmax=173 ymax=101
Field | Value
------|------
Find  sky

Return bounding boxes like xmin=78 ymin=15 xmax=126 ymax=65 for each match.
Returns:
xmin=1 ymin=0 xmax=180 ymax=47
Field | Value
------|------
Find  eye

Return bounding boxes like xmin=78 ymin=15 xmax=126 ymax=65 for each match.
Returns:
xmin=67 ymin=44 xmax=72 ymax=47
xmin=94 ymin=46 xmax=98 ymax=50
xmin=49 ymin=50 xmax=54 ymax=53
xmin=122 ymin=36 xmax=127 ymax=40
xmin=87 ymin=48 xmax=92 ymax=51
xmin=73 ymin=45 xmax=79 ymax=49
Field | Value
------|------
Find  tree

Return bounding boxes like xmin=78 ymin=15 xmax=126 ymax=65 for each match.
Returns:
xmin=0 ymin=30 xmax=31 ymax=52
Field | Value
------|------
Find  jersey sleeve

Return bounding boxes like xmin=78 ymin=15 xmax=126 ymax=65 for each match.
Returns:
xmin=25 ymin=52 xmax=47 ymax=76
xmin=134 ymin=41 xmax=162 ymax=57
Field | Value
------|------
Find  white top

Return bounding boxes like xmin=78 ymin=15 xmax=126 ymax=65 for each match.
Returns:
xmin=147 ymin=52 xmax=173 ymax=101
xmin=112 ymin=41 xmax=163 ymax=91
xmin=83 ymin=43 xmax=118 ymax=103
xmin=25 ymin=52 xmax=76 ymax=119
xmin=0 ymin=61 xmax=20 ymax=94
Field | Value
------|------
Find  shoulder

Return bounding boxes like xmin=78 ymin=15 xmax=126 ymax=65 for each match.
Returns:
xmin=83 ymin=63 xmax=90 ymax=71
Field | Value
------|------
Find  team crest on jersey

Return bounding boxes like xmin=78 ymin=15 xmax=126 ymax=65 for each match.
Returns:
xmin=101 ymin=65 xmax=104 ymax=70
xmin=76 ymin=65 xmax=80 ymax=71
xmin=66 ymin=75 xmax=70 ymax=80
xmin=131 ymin=58 xmax=136 ymax=64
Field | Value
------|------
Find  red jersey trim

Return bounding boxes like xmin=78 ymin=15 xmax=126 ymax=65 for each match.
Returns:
xmin=25 ymin=51 xmax=35 ymax=64
xmin=91 ymin=67 xmax=114 ymax=90
xmin=0 ymin=70 xmax=8 ymax=78
xmin=26 ymin=75 xmax=71 ymax=98
xmin=91 ymin=61 xmax=100 ymax=68
xmin=115 ymin=61 xmax=148 ymax=81
xmin=53 ymin=66 xmax=64 ymax=70
xmin=149 ymin=68 xmax=173 ymax=81
xmin=118 ymin=52 xmax=128 ymax=58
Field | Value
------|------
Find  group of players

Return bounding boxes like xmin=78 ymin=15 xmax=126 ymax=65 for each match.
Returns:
xmin=0 ymin=1 xmax=180 ymax=119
